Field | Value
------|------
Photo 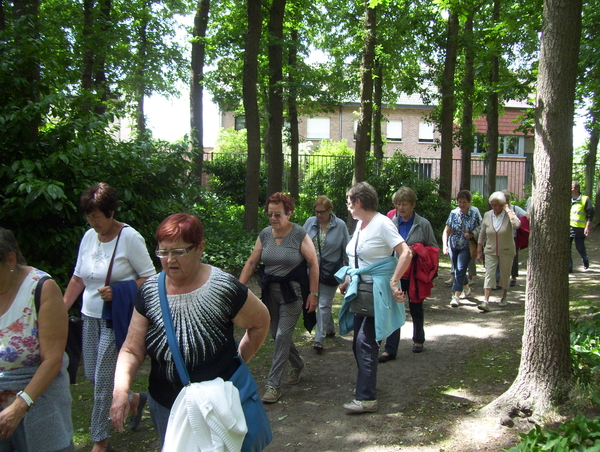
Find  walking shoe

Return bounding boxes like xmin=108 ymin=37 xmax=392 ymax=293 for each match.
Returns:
xmin=450 ymin=295 xmax=460 ymax=307
xmin=286 ymin=364 xmax=304 ymax=385
xmin=326 ymin=331 xmax=336 ymax=338
xmin=412 ymin=344 xmax=424 ymax=353
xmin=584 ymin=261 xmax=590 ymax=270
xmin=313 ymin=342 xmax=323 ymax=353
xmin=128 ymin=392 xmax=147 ymax=431
xmin=444 ymin=277 xmax=453 ymax=286
xmin=378 ymin=352 xmax=396 ymax=363
xmin=510 ymin=279 xmax=516 ymax=287
xmin=498 ymin=298 xmax=508 ymax=307
xmin=459 ymin=287 xmax=472 ymax=299
xmin=261 ymin=385 xmax=281 ymax=403
xmin=343 ymin=399 xmax=378 ymax=413
xmin=493 ymin=284 xmax=501 ymax=290
xmin=478 ymin=301 xmax=490 ymax=312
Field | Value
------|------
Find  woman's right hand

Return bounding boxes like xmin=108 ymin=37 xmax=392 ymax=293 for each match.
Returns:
xmin=443 ymin=246 xmax=449 ymax=255
xmin=110 ymin=390 xmax=131 ymax=433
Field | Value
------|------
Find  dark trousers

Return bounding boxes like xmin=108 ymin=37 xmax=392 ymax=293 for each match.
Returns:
xmin=384 ymin=302 xmax=425 ymax=356
xmin=570 ymin=236 xmax=589 ymax=271
xmin=353 ymin=315 xmax=379 ymax=401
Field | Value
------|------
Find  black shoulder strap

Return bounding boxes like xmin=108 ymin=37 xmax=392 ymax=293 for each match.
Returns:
xmin=35 ymin=276 xmax=52 ymax=312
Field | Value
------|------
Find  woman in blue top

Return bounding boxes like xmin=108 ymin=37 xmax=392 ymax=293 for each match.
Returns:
xmin=303 ymin=196 xmax=350 ymax=352
xmin=442 ymin=190 xmax=481 ymax=308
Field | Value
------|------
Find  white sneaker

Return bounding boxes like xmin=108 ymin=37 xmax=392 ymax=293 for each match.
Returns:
xmin=444 ymin=278 xmax=453 ymax=286
xmin=478 ymin=301 xmax=490 ymax=312
xmin=450 ymin=295 xmax=460 ymax=307
xmin=498 ymin=298 xmax=508 ymax=307
xmin=459 ymin=287 xmax=472 ymax=299
xmin=343 ymin=399 xmax=378 ymax=413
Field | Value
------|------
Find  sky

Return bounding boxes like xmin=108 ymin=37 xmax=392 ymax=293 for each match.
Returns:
xmin=144 ymin=92 xmax=590 ymax=150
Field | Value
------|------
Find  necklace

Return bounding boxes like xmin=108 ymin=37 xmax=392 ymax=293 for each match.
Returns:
xmin=274 ymin=236 xmax=286 ymax=239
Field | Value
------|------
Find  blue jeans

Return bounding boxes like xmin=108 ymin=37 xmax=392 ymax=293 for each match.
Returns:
xmin=314 ymin=283 xmax=337 ymax=344
xmin=570 ymin=237 xmax=589 ymax=270
xmin=352 ymin=315 xmax=379 ymax=401
xmin=450 ymin=247 xmax=471 ymax=292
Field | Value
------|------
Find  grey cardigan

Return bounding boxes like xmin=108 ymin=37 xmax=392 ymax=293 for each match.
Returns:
xmin=391 ymin=213 xmax=439 ymax=248
xmin=303 ymin=213 xmax=350 ymax=264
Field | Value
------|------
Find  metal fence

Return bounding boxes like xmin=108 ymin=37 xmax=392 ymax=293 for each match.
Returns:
xmin=204 ymin=152 xmax=598 ymax=201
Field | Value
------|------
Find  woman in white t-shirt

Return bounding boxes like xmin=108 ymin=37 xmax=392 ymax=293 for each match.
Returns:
xmin=338 ymin=182 xmax=412 ymax=414
xmin=63 ymin=183 xmax=155 ymax=452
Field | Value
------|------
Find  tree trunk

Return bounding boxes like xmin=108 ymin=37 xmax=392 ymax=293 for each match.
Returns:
xmin=460 ymin=12 xmax=475 ymax=191
xmin=439 ymin=11 xmax=459 ymax=203
xmin=81 ymin=0 xmax=94 ymax=100
xmin=266 ymin=0 xmax=286 ymax=196
xmin=589 ymin=122 xmax=600 ymax=225
xmin=353 ymin=2 xmax=376 ymax=185
xmin=288 ymin=28 xmax=299 ymax=201
xmin=135 ymin=9 xmax=149 ymax=137
xmin=190 ymin=0 xmax=209 ymax=180
xmin=484 ymin=0 xmax=500 ymax=199
xmin=484 ymin=0 xmax=582 ymax=420
xmin=373 ymin=61 xmax=384 ymax=161
xmin=93 ymin=0 xmax=111 ymax=115
xmin=584 ymin=114 xmax=597 ymax=199
xmin=243 ymin=0 xmax=262 ymax=232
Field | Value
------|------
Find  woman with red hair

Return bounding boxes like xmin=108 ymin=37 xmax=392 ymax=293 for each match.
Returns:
xmin=110 ymin=213 xmax=270 ymax=448
xmin=240 ymin=193 xmax=320 ymax=404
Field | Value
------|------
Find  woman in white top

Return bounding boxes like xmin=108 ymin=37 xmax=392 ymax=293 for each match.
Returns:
xmin=338 ymin=182 xmax=412 ymax=414
xmin=63 ymin=183 xmax=155 ymax=452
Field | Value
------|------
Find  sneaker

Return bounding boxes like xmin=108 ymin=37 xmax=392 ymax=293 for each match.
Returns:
xmin=510 ymin=280 xmax=516 ymax=287
xmin=286 ymin=364 xmax=304 ymax=385
xmin=343 ymin=399 xmax=378 ymax=413
xmin=498 ymin=298 xmax=508 ymax=307
xmin=460 ymin=287 xmax=472 ymax=299
xmin=584 ymin=261 xmax=590 ymax=270
xmin=313 ymin=342 xmax=323 ymax=353
xmin=261 ymin=385 xmax=281 ymax=403
xmin=326 ymin=331 xmax=336 ymax=338
xmin=450 ymin=295 xmax=460 ymax=307
xmin=478 ymin=301 xmax=490 ymax=312
xmin=444 ymin=277 xmax=453 ymax=286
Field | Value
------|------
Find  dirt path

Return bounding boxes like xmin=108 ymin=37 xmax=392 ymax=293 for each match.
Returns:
xmin=247 ymin=231 xmax=600 ymax=452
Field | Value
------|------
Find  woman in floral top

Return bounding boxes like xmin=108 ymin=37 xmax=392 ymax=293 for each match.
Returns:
xmin=0 ymin=227 xmax=73 ymax=451
xmin=442 ymin=190 xmax=481 ymax=308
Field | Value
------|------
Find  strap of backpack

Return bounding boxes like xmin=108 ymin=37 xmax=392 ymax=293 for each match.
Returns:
xmin=34 ymin=276 xmax=52 ymax=312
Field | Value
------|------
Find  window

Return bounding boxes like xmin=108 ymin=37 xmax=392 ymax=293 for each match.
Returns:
xmin=412 ymin=163 xmax=432 ymax=180
xmin=474 ymin=134 xmax=524 ymax=156
xmin=418 ymin=121 xmax=434 ymax=142
xmin=307 ymin=117 xmax=330 ymax=140
xmin=234 ymin=116 xmax=246 ymax=131
xmin=471 ymin=175 xmax=508 ymax=194
xmin=387 ymin=120 xmax=403 ymax=142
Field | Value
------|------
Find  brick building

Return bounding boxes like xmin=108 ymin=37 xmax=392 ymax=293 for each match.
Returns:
xmin=220 ymin=95 xmax=533 ymax=199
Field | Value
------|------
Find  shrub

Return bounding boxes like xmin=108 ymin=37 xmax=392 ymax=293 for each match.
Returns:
xmin=506 ymin=413 xmax=600 ymax=451
xmin=570 ymin=307 xmax=600 ymax=384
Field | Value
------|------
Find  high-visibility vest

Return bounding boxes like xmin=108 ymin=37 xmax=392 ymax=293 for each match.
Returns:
xmin=570 ymin=195 xmax=589 ymax=228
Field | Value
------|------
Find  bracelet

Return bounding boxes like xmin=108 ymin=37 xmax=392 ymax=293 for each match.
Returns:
xmin=17 ymin=391 xmax=34 ymax=410
xmin=310 ymin=292 xmax=319 ymax=297
xmin=390 ymin=279 xmax=399 ymax=284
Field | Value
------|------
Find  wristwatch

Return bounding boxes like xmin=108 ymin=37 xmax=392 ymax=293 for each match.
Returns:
xmin=310 ymin=292 xmax=319 ymax=297
xmin=17 ymin=391 xmax=34 ymax=410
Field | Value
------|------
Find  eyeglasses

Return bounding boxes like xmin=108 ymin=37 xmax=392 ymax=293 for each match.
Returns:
xmin=315 ymin=210 xmax=328 ymax=215
xmin=266 ymin=212 xmax=284 ymax=218
xmin=346 ymin=199 xmax=355 ymax=206
xmin=155 ymin=244 xmax=196 ymax=259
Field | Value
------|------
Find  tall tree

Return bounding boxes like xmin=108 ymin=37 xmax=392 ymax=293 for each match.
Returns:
xmin=438 ymin=9 xmax=459 ymax=203
xmin=288 ymin=26 xmax=300 ymax=200
xmin=190 ymin=0 xmax=210 ymax=179
xmin=265 ymin=0 xmax=287 ymax=196
xmin=484 ymin=0 xmax=500 ymax=198
xmin=459 ymin=9 xmax=475 ymax=191
xmin=353 ymin=1 xmax=376 ymax=185
xmin=486 ymin=0 xmax=582 ymax=418
xmin=243 ymin=0 xmax=263 ymax=232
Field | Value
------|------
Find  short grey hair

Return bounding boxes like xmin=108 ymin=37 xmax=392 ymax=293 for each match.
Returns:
xmin=489 ymin=191 xmax=507 ymax=205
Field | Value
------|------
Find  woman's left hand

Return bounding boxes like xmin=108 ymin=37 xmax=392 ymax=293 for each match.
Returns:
xmin=306 ymin=294 xmax=318 ymax=313
xmin=390 ymin=282 xmax=406 ymax=303
xmin=0 ymin=399 xmax=27 ymax=439
xmin=98 ymin=285 xmax=113 ymax=302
